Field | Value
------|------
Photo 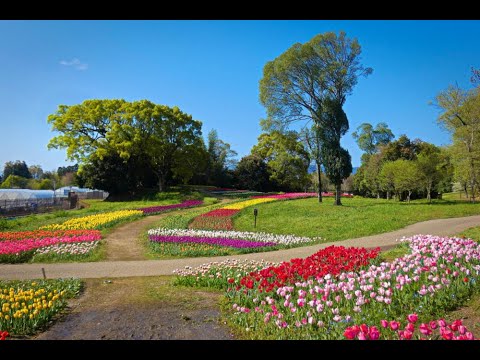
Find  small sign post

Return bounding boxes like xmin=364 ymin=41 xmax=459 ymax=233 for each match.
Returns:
xmin=253 ymin=208 xmax=258 ymax=228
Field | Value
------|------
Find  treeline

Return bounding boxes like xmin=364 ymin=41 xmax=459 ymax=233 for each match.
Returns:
xmin=352 ymin=68 xmax=480 ymax=202
xmin=0 ymin=161 xmax=78 ymax=190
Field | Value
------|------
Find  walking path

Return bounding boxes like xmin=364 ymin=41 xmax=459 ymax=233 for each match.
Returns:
xmin=1 ymin=214 xmax=480 ymax=280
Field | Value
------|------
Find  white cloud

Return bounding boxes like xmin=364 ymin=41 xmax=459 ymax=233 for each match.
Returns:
xmin=59 ymin=58 xmax=88 ymax=71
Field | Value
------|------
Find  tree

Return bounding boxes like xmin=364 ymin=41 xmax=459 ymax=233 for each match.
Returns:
xmin=416 ymin=143 xmax=442 ymax=202
xmin=435 ymin=83 xmax=480 ymax=202
xmin=259 ymin=31 xmax=372 ymax=206
xmin=47 ymin=99 xmax=205 ymax=193
xmin=234 ymin=155 xmax=272 ymax=192
xmin=57 ymin=164 xmax=79 ymax=177
xmin=392 ymin=160 xmax=421 ymax=202
xmin=322 ymin=146 xmax=352 ymax=205
xmin=3 ymin=161 xmax=31 ymax=179
xmin=28 ymin=165 xmax=44 ymax=180
xmin=303 ymin=125 xmax=324 ymax=202
xmin=252 ymin=130 xmax=310 ymax=192
xmin=379 ymin=161 xmax=396 ymax=200
xmin=352 ymin=122 xmax=395 ymax=155
xmin=205 ymin=129 xmax=237 ymax=187
xmin=382 ymin=134 xmax=421 ymax=162
xmin=0 ymin=175 xmax=28 ymax=189
xmin=364 ymin=152 xmax=384 ymax=198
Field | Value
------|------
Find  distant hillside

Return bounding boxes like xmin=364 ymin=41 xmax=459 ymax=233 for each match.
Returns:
xmin=308 ymin=164 xmax=358 ymax=175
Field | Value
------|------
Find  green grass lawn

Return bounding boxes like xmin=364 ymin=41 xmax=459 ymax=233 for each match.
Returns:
xmin=233 ymin=196 xmax=480 ymax=241
xmin=0 ymin=190 xmax=217 ymax=232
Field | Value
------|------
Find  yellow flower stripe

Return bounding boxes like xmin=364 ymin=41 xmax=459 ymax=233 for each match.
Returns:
xmin=222 ymin=197 xmax=277 ymax=210
xmin=0 ymin=286 xmax=65 ymax=325
xmin=40 ymin=210 xmax=143 ymax=230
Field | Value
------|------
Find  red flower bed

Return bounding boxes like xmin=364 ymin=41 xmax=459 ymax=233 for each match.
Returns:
xmin=0 ymin=331 xmax=9 ymax=340
xmin=200 ymin=209 xmax=240 ymax=217
xmin=239 ymin=245 xmax=380 ymax=292
xmin=189 ymin=216 xmax=235 ymax=230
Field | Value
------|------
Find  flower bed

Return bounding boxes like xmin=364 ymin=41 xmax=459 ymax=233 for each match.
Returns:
xmin=40 ymin=210 xmax=143 ymax=230
xmin=149 ymin=234 xmax=277 ymax=249
xmin=0 ymin=278 xmax=82 ymax=335
xmin=0 ymin=229 xmax=99 ymax=242
xmin=174 ymin=235 xmax=480 ymax=339
xmin=149 ymin=228 xmax=319 ymax=246
xmin=252 ymin=193 xmax=317 ymax=200
xmin=33 ymin=241 xmax=99 ymax=259
xmin=138 ymin=200 xmax=203 ymax=215
xmin=222 ymin=198 xmax=277 ymax=210
xmin=0 ymin=233 xmax=102 ymax=263
xmin=343 ymin=315 xmax=475 ymax=340
xmin=238 ymin=245 xmax=380 ymax=292
xmin=174 ymin=259 xmax=277 ymax=289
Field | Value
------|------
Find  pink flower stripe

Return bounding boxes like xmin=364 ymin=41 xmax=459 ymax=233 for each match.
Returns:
xmin=252 ymin=193 xmax=317 ymax=199
xmin=139 ymin=200 xmax=203 ymax=214
xmin=0 ymin=234 xmax=102 ymax=255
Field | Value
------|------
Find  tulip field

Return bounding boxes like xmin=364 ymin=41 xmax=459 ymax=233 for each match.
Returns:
xmin=148 ymin=193 xmax=323 ymax=257
xmin=0 ymin=200 xmax=204 ymax=263
xmin=174 ymin=234 xmax=480 ymax=340
xmin=0 ymin=278 xmax=82 ymax=335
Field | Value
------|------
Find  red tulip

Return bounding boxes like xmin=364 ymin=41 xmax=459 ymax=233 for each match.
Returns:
xmin=402 ymin=330 xmax=413 ymax=340
xmin=429 ymin=320 xmax=438 ymax=330
xmin=405 ymin=323 xmax=415 ymax=333
xmin=360 ymin=324 xmax=369 ymax=334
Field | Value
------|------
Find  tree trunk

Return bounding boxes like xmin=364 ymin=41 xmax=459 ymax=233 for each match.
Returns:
xmin=376 ymin=191 xmax=380 ymax=199
xmin=407 ymin=190 xmax=411 ymax=203
xmin=426 ymin=185 xmax=431 ymax=203
xmin=334 ymin=183 xmax=342 ymax=206
xmin=157 ymin=172 xmax=165 ymax=192
xmin=464 ymin=183 xmax=469 ymax=199
xmin=316 ymin=161 xmax=322 ymax=203
xmin=386 ymin=191 xmax=391 ymax=200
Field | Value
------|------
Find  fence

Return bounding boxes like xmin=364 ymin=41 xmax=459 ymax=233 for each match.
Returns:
xmin=0 ymin=198 xmax=71 ymax=218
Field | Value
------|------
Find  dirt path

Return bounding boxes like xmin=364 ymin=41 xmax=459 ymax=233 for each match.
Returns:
xmin=34 ymin=277 xmax=233 ymax=340
xmin=104 ymin=214 xmax=166 ymax=261
xmin=2 ymin=214 xmax=480 ymax=280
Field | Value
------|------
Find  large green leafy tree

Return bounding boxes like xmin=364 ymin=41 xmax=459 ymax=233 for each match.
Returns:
xmin=205 ymin=129 xmax=237 ymax=187
xmin=259 ymin=31 xmax=372 ymax=205
xmin=416 ymin=142 xmax=443 ymax=202
xmin=352 ymin=122 xmax=395 ymax=155
xmin=252 ymin=130 xmax=310 ymax=192
xmin=382 ymin=134 xmax=421 ymax=162
xmin=234 ymin=155 xmax=272 ymax=192
xmin=435 ymin=76 xmax=480 ymax=203
xmin=47 ymin=99 xmax=205 ymax=193
xmin=3 ymin=161 xmax=31 ymax=179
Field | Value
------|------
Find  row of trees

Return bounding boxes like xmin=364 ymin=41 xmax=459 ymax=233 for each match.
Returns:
xmin=353 ymin=130 xmax=453 ymax=202
xmin=353 ymin=68 xmax=479 ymax=203
xmin=0 ymin=161 xmax=77 ymax=190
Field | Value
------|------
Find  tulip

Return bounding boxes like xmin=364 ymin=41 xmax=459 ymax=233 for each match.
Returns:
xmin=389 ymin=321 xmax=400 ymax=331
xmin=381 ymin=320 xmax=388 ymax=328
xmin=407 ymin=313 xmax=418 ymax=323
xmin=369 ymin=326 xmax=380 ymax=340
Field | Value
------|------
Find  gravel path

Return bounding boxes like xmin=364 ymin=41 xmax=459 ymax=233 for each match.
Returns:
xmin=2 ymin=214 xmax=479 ymax=280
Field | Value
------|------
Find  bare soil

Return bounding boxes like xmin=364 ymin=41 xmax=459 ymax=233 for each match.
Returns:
xmin=34 ymin=277 xmax=234 ymax=340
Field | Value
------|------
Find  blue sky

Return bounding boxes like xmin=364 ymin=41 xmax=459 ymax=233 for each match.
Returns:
xmin=1 ymin=20 xmax=479 ymax=172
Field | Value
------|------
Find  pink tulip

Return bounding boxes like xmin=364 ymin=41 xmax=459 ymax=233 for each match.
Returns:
xmin=407 ymin=313 xmax=418 ymax=323
xmin=381 ymin=320 xmax=388 ymax=328
xmin=419 ymin=323 xmax=432 ymax=336
xmin=369 ymin=326 xmax=380 ymax=340
xmin=438 ymin=319 xmax=447 ymax=327
xmin=389 ymin=321 xmax=400 ymax=331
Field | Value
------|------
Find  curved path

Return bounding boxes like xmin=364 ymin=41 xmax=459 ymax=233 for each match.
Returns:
xmin=1 ymin=214 xmax=480 ymax=280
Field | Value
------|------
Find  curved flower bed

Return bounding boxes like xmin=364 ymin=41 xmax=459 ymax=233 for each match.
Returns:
xmin=0 ymin=229 xmax=99 ymax=242
xmin=148 ymin=228 xmax=320 ymax=246
xmin=40 ymin=210 xmax=143 ymax=230
xmin=0 ymin=234 xmax=101 ymax=256
xmin=34 ymin=241 xmax=99 ymax=258
xmin=138 ymin=200 xmax=203 ymax=215
xmin=149 ymin=234 xmax=276 ymax=249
